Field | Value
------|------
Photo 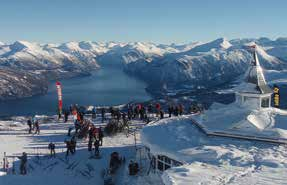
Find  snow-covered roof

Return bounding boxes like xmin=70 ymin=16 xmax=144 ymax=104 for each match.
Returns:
xmin=243 ymin=48 xmax=273 ymax=94
xmin=192 ymin=102 xmax=287 ymax=139
xmin=141 ymin=115 xmax=287 ymax=185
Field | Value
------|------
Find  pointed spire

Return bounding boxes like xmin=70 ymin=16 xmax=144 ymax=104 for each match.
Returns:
xmin=244 ymin=45 xmax=272 ymax=94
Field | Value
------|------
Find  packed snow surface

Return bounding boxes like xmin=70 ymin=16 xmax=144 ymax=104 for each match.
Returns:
xmin=0 ymin=115 xmax=163 ymax=185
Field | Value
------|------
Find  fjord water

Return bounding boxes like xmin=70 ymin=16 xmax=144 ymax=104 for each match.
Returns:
xmin=0 ymin=67 xmax=151 ymax=117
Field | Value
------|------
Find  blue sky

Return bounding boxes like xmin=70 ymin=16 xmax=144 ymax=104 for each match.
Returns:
xmin=0 ymin=0 xmax=286 ymax=43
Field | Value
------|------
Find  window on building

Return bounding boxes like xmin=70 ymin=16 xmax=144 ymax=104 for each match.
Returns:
xmin=157 ymin=155 xmax=182 ymax=171
xmin=261 ymin=97 xmax=270 ymax=108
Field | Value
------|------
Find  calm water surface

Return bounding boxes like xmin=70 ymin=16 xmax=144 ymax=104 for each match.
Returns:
xmin=0 ymin=67 xmax=151 ymax=117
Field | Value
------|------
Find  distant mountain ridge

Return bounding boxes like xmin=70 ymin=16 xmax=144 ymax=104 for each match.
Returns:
xmin=0 ymin=37 xmax=286 ymax=99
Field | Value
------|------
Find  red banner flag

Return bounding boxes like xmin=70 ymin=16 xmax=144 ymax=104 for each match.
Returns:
xmin=56 ymin=81 xmax=63 ymax=114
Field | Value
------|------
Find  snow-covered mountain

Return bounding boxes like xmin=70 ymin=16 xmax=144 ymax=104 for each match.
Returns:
xmin=0 ymin=37 xmax=286 ymax=99
xmin=0 ymin=67 xmax=47 ymax=100
xmin=0 ymin=41 xmax=101 ymax=99
xmin=123 ymin=38 xmax=287 ymax=93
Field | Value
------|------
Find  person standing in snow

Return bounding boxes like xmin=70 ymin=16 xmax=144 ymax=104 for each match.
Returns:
xmin=127 ymin=108 xmax=132 ymax=120
xmin=122 ymin=112 xmax=127 ymax=125
xmin=70 ymin=137 xmax=77 ymax=154
xmin=64 ymin=110 xmax=69 ymax=123
xmin=179 ymin=104 xmax=184 ymax=116
xmin=27 ymin=118 xmax=32 ymax=134
xmin=32 ymin=116 xmax=37 ymax=131
xmin=58 ymin=108 xmax=62 ymax=121
xmin=94 ymin=139 xmax=100 ymax=156
xmin=160 ymin=109 xmax=164 ymax=119
xmin=168 ymin=105 xmax=174 ymax=118
xmin=74 ymin=119 xmax=81 ymax=134
xmin=65 ymin=140 xmax=72 ymax=157
xmin=88 ymin=137 xmax=93 ymax=151
xmin=155 ymin=103 xmax=161 ymax=117
xmin=98 ymin=127 xmax=104 ymax=146
xmin=147 ymin=104 xmax=153 ymax=117
xmin=18 ymin=152 xmax=27 ymax=175
xmin=48 ymin=142 xmax=56 ymax=158
xmin=174 ymin=106 xmax=179 ymax=116
xmin=34 ymin=120 xmax=40 ymax=135
xmin=116 ymin=110 xmax=121 ymax=122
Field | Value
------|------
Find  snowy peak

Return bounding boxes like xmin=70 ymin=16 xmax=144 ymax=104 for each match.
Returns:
xmin=216 ymin=37 xmax=232 ymax=49
xmin=58 ymin=41 xmax=82 ymax=52
xmin=9 ymin=40 xmax=38 ymax=51
xmin=244 ymin=42 xmax=283 ymax=66
xmin=78 ymin=41 xmax=94 ymax=50
xmin=187 ymin=38 xmax=232 ymax=53
xmin=128 ymin=42 xmax=164 ymax=56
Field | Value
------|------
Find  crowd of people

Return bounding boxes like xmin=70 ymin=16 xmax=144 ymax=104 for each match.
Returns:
xmin=18 ymin=102 xmax=202 ymax=176
xmin=26 ymin=117 xmax=40 ymax=135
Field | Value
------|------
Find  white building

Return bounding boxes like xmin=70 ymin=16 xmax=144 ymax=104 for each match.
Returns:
xmin=236 ymin=46 xmax=273 ymax=109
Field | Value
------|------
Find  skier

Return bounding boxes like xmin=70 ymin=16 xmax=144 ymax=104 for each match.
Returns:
xmin=48 ymin=142 xmax=56 ymax=158
xmin=27 ymin=118 xmax=32 ymax=134
xmin=94 ymin=139 xmax=100 ymax=157
xmin=34 ymin=120 xmax=40 ymax=135
xmin=18 ymin=152 xmax=27 ymax=175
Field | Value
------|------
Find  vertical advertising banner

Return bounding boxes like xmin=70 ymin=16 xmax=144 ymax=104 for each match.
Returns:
xmin=56 ymin=81 xmax=63 ymax=114
xmin=273 ymin=85 xmax=280 ymax=108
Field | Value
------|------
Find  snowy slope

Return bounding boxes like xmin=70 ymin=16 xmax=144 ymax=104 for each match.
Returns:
xmin=0 ymin=67 xmax=47 ymax=100
xmin=0 ymin=114 xmax=164 ymax=185
xmin=266 ymin=46 xmax=287 ymax=61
